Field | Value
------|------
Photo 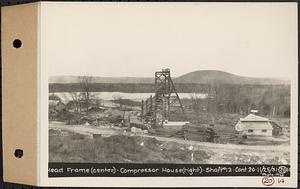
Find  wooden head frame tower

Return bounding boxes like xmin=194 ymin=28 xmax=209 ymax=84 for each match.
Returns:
xmin=141 ymin=68 xmax=186 ymax=126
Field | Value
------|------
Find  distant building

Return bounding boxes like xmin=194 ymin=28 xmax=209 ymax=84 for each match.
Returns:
xmin=163 ymin=120 xmax=190 ymax=131
xmin=88 ymin=106 xmax=106 ymax=112
xmin=235 ymin=114 xmax=282 ymax=137
xmin=269 ymin=121 xmax=283 ymax=136
xmin=49 ymin=100 xmax=66 ymax=117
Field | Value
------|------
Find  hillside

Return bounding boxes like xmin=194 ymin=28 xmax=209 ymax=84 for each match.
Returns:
xmin=174 ymin=70 xmax=289 ymax=85
xmin=49 ymin=70 xmax=289 ymax=85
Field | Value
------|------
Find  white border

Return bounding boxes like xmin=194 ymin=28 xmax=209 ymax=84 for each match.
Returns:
xmin=38 ymin=2 xmax=298 ymax=187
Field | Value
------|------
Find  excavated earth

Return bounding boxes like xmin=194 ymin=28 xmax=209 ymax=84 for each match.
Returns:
xmin=49 ymin=128 xmax=289 ymax=164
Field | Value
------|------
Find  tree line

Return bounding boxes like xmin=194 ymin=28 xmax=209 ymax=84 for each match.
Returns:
xmin=49 ymin=82 xmax=289 ymax=93
xmin=187 ymin=84 xmax=290 ymax=118
xmin=49 ymin=81 xmax=290 ymax=118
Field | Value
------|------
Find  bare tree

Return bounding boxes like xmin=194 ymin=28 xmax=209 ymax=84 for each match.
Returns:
xmin=95 ymin=98 xmax=102 ymax=107
xmin=79 ymin=76 xmax=93 ymax=115
xmin=112 ymin=94 xmax=123 ymax=109
xmin=70 ymin=92 xmax=82 ymax=113
xmin=190 ymin=93 xmax=201 ymax=114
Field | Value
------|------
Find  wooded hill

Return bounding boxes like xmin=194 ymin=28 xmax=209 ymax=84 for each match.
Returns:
xmin=49 ymin=70 xmax=289 ymax=85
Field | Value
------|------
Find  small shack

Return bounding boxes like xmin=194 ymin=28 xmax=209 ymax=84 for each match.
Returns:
xmin=235 ymin=114 xmax=282 ymax=137
xmin=270 ymin=121 xmax=283 ymax=136
xmin=49 ymin=100 xmax=66 ymax=113
xmin=49 ymin=100 xmax=66 ymax=119
xmin=88 ymin=106 xmax=106 ymax=112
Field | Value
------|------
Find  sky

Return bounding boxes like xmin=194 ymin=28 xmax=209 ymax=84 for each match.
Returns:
xmin=42 ymin=2 xmax=297 ymax=78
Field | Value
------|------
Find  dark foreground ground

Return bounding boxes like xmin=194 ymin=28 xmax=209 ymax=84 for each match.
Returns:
xmin=49 ymin=128 xmax=290 ymax=164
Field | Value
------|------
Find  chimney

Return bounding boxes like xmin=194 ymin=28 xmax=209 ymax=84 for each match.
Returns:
xmin=250 ymin=110 xmax=258 ymax=115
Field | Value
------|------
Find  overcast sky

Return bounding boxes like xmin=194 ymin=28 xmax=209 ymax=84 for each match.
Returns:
xmin=42 ymin=2 xmax=297 ymax=78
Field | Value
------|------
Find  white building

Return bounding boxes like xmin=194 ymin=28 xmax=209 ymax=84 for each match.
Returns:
xmin=235 ymin=114 xmax=273 ymax=137
xmin=163 ymin=120 xmax=190 ymax=131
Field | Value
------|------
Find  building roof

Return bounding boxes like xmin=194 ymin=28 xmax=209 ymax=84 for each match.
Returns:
xmin=235 ymin=113 xmax=274 ymax=131
xmin=239 ymin=121 xmax=273 ymax=130
xmin=88 ymin=106 xmax=106 ymax=110
xmin=49 ymin=100 xmax=59 ymax=106
xmin=163 ymin=121 xmax=190 ymax=127
xmin=270 ymin=121 xmax=283 ymax=128
xmin=240 ymin=114 xmax=270 ymax=122
xmin=49 ymin=100 xmax=64 ymax=106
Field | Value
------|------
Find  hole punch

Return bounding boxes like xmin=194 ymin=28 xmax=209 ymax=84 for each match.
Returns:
xmin=14 ymin=149 xmax=23 ymax=158
xmin=13 ymin=39 xmax=22 ymax=48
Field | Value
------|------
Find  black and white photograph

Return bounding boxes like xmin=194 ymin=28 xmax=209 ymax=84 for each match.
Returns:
xmin=0 ymin=1 xmax=297 ymax=187
xmin=49 ymin=71 xmax=291 ymax=165
xmin=46 ymin=3 xmax=296 ymax=167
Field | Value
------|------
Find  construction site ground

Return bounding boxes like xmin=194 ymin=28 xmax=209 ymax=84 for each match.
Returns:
xmin=49 ymin=121 xmax=290 ymax=164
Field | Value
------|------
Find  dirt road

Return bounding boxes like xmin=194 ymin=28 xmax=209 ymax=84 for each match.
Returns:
xmin=49 ymin=122 xmax=289 ymax=153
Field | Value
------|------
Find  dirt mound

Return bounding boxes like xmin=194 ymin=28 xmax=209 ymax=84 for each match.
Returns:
xmin=92 ymin=135 xmax=211 ymax=163
xmin=49 ymin=131 xmax=210 ymax=163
